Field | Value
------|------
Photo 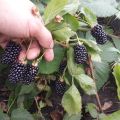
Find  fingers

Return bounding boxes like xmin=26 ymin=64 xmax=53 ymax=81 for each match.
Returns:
xmin=29 ymin=18 xmax=54 ymax=49
xmin=26 ymin=40 xmax=54 ymax=62
xmin=26 ymin=40 xmax=40 ymax=60
xmin=44 ymin=49 xmax=54 ymax=62
xmin=0 ymin=34 xmax=9 ymax=48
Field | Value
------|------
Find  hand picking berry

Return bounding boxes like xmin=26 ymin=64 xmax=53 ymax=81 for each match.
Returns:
xmin=0 ymin=41 xmax=22 ymax=64
xmin=91 ymin=24 xmax=108 ymax=44
xmin=8 ymin=61 xmax=26 ymax=84
xmin=55 ymin=79 xmax=66 ymax=96
xmin=23 ymin=64 xmax=39 ymax=84
xmin=74 ymin=44 xmax=88 ymax=64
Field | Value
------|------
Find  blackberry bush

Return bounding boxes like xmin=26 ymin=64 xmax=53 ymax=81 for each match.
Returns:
xmin=55 ymin=79 xmax=66 ymax=96
xmin=0 ymin=41 xmax=22 ymax=64
xmin=8 ymin=61 xmax=26 ymax=84
xmin=91 ymin=24 xmax=108 ymax=44
xmin=74 ymin=44 xmax=88 ymax=64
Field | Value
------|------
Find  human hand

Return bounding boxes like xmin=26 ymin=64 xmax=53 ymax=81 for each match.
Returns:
xmin=0 ymin=0 xmax=54 ymax=62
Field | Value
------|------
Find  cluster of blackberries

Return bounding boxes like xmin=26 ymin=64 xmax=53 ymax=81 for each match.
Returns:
xmin=0 ymin=41 xmax=22 ymax=64
xmin=74 ymin=44 xmax=88 ymax=64
xmin=0 ymin=41 xmax=39 ymax=84
xmin=91 ymin=24 xmax=108 ymax=44
xmin=8 ymin=62 xmax=38 ymax=84
xmin=55 ymin=79 xmax=66 ymax=96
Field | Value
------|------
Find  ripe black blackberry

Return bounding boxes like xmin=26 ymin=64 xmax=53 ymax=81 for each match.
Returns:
xmin=91 ymin=24 xmax=108 ymax=44
xmin=0 ymin=41 xmax=22 ymax=64
xmin=55 ymin=79 xmax=66 ymax=96
xmin=23 ymin=64 xmax=39 ymax=84
xmin=8 ymin=61 xmax=26 ymax=84
xmin=59 ymin=60 xmax=67 ymax=75
xmin=74 ymin=44 xmax=88 ymax=64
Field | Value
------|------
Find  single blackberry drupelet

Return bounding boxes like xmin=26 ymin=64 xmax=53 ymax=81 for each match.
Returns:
xmin=23 ymin=64 xmax=39 ymax=84
xmin=91 ymin=24 xmax=108 ymax=44
xmin=0 ymin=41 xmax=22 ymax=64
xmin=74 ymin=44 xmax=88 ymax=64
xmin=8 ymin=62 xmax=26 ymax=84
xmin=59 ymin=60 xmax=67 ymax=75
xmin=55 ymin=79 xmax=66 ymax=96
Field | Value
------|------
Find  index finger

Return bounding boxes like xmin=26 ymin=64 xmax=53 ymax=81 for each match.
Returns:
xmin=29 ymin=18 xmax=54 ymax=49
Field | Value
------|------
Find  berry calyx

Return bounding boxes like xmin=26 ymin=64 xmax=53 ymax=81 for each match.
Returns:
xmin=74 ymin=44 xmax=88 ymax=64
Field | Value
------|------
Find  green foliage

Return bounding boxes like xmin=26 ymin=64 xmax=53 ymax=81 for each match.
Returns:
xmin=62 ymin=84 xmax=82 ymax=115
xmin=38 ymin=45 xmax=65 ymax=74
xmin=0 ymin=0 xmax=120 ymax=119
xmin=43 ymin=0 xmax=68 ymax=24
xmin=113 ymin=63 xmax=120 ymax=100
xmin=0 ymin=110 xmax=10 ymax=120
xmin=52 ymin=27 xmax=75 ymax=41
xmin=62 ymin=0 xmax=80 ymax=15
xmin=83 ymin=0 xmax=118 ymax=17
xmin=93 ymin=61 xmax=110 ymax=90
xmin=63 ymin=14 xmax=79 ymax=31
xmin=100 ymin=110 xmax=120 ymax=120
xmin=86 ymin=103 xmax=98 ymax=119
xmin=63 ymin=112 xmax=81 ymax=120
xmin=11 ymin=108 xmax=34 ymax=120
xmin=80 ymin=7 xmax=97 ymax=26
xmin=75 ymin=74 xmax=96 ymax=95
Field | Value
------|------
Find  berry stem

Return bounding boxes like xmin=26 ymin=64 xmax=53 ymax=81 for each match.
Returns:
xmin=88 ymin=55 xmax=103 ymax=113
xmin=55 ymin=40 xmax=69 ymax=48
xmin=36 ymin=52 xmax=45 ymax=63
xmin=7 ymin=95 xmax=18 ymax=114
xmin=25 ymin=38 xmax=33 ymax=61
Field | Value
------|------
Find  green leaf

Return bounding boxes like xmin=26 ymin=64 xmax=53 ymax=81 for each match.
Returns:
xmin=99 ymin=42 xmax=119 ymax=63
xmin=62 ymin=0 xmax=80 ymax=15
xmin=80 ymin=38 xmax=101 ymax=53
xmin=113 ymin=63 xmax=120 ymax=100
xmin=43 ymin=0 xmax=68 ymax=24
xmin=86 ymin=103 xmax=98 ymax=118
xmin=38 ymin=45 xmax=65 ymax=74
xmin=19 ymin=84 xmax=35 ymax=96
xmin=46 ymin=21 xmax=67 ymax=31
xmin=67 ymin=47 xmax=85 ymax=76
xmin=75 ymin=74 xmax=96 ymax=95
xmin=52 ymin=27 xmax=75 ymax=41
xmin=100 ymin=110 xmax=120 ymax=120
xmin=63 ymin=112 xmax=81 ymax=120
xmin=93 ymin=61 xmax=110 ymax=90
xmin=81 ymin=7 xmax=97 ymax=26
xmin=85 ymin=0 xmax=118 ymax=17
xmin=62 ymin=84 xmax=82 ymax=115
xmin=11 ymin=108 xmax=34 ymax=120
xmin=0 ymin=110 xmax=10 ymax=120
xmin=63 ymin=14 xmax=79 ymax=31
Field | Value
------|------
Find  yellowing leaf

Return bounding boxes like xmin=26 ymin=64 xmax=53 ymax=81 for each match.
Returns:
xmin=113 ymin=63 xmax=120 ymax=100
